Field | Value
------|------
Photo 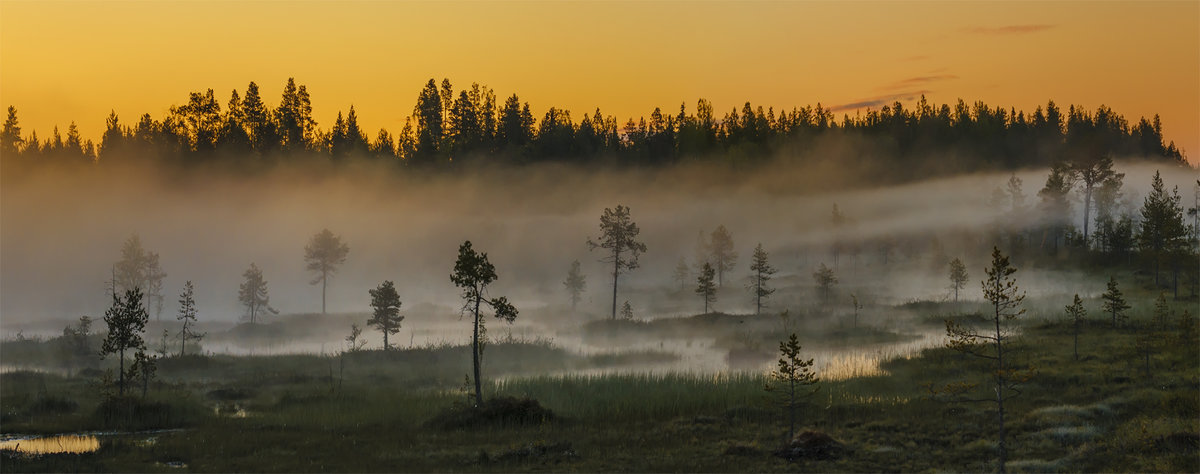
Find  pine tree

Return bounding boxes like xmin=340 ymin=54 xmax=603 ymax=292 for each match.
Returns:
xmin=1038 ymin=163 xmax=1074 ymax=253
xmin=304 ymin=229 xmax=350 ymax=314
xmin=766 ymin=333 xmax=818 ymax=442
xmin=672 ymin=257 xmax=690 ymax=292
xmin=587 ymin=205 xmax=647 ymax=319
xmin=177 ymin=281 xmax=204 ymax=356
xmin=367 ymin=280 xmax=404 ymax=350
xmin=748 ymin=243 xmax=776 ymax=315
xmin=707 ymin=225 xmax=737 ymax=286
xmin=948 ymin=257 xmax=969 ymax=302
xmin=101 ymin=288 xmax=149 ymax=396
xmin=944 ymin=247 xmax=1031 ymax=474
xmin=451 ymin=241 xmax=518 ymax=406
xmin=1065 ymin=294 xmax=1086 ymax=360
xmin=1101 ymin=276 xmax=1130 ymax=328
xmin=238 ymin=263 xmax=275 ymax=323
xmin=696 ymin=262 xmax=717 ymax=313
xmin=563 ymin=260 xmax=586 ymax=311
xmin=1071 ymin=155 xmax=1121 ymax=246
xmin=813 ymin=263 xmax=837 ymax=307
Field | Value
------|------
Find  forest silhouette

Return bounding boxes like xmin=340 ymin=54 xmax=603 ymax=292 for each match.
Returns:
xmin=0 ymin=77 xmax=1189 ymax=182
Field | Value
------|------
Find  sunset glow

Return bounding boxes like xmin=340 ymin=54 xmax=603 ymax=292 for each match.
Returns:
xmin=2 ymin=1 xmax=1197 ymax=163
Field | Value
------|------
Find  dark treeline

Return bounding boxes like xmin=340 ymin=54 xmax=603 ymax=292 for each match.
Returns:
xmin=0 ymin=77 xmax=1189 ymax=179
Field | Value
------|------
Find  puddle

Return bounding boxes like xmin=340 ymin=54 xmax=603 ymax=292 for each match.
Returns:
xmin=0 ymin=434 xmax=100 ymax=454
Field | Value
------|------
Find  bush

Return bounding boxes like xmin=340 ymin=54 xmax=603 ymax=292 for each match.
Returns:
xmin=426 ymin=396 xmax=555 ymax=430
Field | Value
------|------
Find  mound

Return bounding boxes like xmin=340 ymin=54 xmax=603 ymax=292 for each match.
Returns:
xmin=774 ymin=430 xmax=848 ymax=461
xmin=426 ymin=396 xmax=555 ymax=430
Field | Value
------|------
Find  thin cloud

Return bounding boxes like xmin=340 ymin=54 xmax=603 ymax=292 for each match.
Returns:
xmin=880 ymin=74 xmax=958 ymax=91
xmin=830 ymin=90 xmax=931 ymax=113
xmin=964 ymin=24 xmax=1055 ymax=35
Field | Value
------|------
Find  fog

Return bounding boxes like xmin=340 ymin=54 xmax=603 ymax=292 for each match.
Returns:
xmin=1 ymin=156 xmax=1195 ymax=349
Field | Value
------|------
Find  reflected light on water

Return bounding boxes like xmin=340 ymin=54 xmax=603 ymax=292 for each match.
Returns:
xmin=0 ymin=435 xmax=100 ymax=454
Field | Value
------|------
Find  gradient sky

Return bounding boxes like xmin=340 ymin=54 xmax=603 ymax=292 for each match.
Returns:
xmin=2 ymin=1 xmax=1197 ymax=164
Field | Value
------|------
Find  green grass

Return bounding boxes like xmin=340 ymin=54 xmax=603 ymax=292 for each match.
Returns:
xmin=2 ymin=303 xmax=1197 ymax=472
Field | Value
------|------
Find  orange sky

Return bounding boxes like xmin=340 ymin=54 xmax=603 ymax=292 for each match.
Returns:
xmin=2 ymin=1 xmax=1197 ymax=165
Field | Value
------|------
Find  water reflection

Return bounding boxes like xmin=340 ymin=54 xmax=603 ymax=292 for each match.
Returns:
xmin=0 ymin=435 xmax=99 ymax=454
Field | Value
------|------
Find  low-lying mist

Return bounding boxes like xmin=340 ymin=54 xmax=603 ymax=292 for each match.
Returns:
xmin=1 ymin=155 xmax=1194 ymax=344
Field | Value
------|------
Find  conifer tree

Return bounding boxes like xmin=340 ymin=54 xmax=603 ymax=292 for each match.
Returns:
xmin=587 ymin=205 xmax=647 ymax=319
xmin=748 ymin=243 xmax=776 ymax=315
xmin=238 ymin=263 xmax=275 ymax=323
xmin=451 ymin=241 xmax=518 ymax=406
xmin=767 ymin=333 xmax=818 ymax=442
xmin=176 ymin=281 xmax=204 ymax=356
xmin=563 ymin=260 xmax=586 ymax=311
xmin=1101 ymin=276 xmax=1130 ymax=328
xmin=101 ymin=288 xmax=149 ymax=396
xmin=943 ymin=247 xmax=1032 ymax=474
xmin=672 ymin=257 xmax=690 ymax=292
xmin=1138 ymin=170 xmax=1188 ymax=292
xmin=813 ymin=263 xmax=837 ymax=306
xmin=1065 ymin=294 xmax=1086 ymax=360
xmin=948 ymin=257 xmax=969 ymax=302
xmin=304 ymin=228 xmax=350 ymax=314
xmin=708 ymin=225 xmax=737 ymax=287
xmin=696 ymin=262 xmax=717 ymax=313
xmin=367 ymin=280 xmax=403 ymax=350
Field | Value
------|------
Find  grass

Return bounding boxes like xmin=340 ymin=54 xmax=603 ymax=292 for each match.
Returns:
xmin=2 ymin=298 xmax=1197 ymax=472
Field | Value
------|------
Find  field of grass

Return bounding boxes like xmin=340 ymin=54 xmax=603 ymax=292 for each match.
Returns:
xmin=1 ymin=296 xmax=1197 ymax=472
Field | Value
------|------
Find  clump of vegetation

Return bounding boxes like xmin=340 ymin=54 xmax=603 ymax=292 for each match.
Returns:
xmin=426 ymin=396 xmax=555 ymax=430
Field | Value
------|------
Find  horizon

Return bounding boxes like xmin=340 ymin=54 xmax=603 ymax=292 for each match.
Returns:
xmin=2 ymin=1 xmax=1197 ymax=165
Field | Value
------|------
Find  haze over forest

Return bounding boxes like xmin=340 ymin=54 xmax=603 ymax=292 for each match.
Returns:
xmin=0 ymin=82 xmax=1194 ymax=330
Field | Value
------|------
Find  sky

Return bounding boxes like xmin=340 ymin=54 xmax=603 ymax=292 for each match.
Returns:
xmin=2 ymin=1 xmax=1198 ymax=165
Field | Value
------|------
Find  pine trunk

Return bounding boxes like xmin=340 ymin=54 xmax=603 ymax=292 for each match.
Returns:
xmin=472 ymin=292 xmax=483 ymax=406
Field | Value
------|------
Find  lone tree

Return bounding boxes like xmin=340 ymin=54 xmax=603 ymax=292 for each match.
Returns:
xmin=1101 ymin=276 xmax=1130 ymax=329
xmin=1065 ymin=294 xmax=1086 ymax=360
xmin=748 ymin=243 xmax=777 ymax=315
xmin=367 ymin=280 xmax=404 ymax=350
xmin=238 ymin=263 xmax=276 ymax=323
xmin=304 ymin=228 xmax=350 ymax=314
xmin=587 ymin=205 xmax=647 ymax=319
xmin=766 ymin=333 xmax=818 ymax=442
xmin=672 ymin=257 xmax=690 ymax=291
xmin=944 ymin=247 xmax=1032 ymax=474
xmin=113 ymin=235 xmax=167 ymax=320
xmin=812 ymin=263 xmax=837 ymax=306
xmin=100 ymin=288 xmax=148 ymax=396
xmin=948 ymin=257 xmax=969 ymax=302
xmin=176 ymin=281 xmax=205 ymax=356
xmin=563 ymin=260 xmax=586 ymax=311
xmin=450 ymin=241 xmax=518 ymax=406
xmin=708 ymin=225 xmax=738 ymax=287
xmin=696 ymin=262 xmax=717 ymax=313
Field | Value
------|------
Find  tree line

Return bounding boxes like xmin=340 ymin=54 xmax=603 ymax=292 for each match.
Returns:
xmin=0 ymin=78 xmax=1188 ymax=178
